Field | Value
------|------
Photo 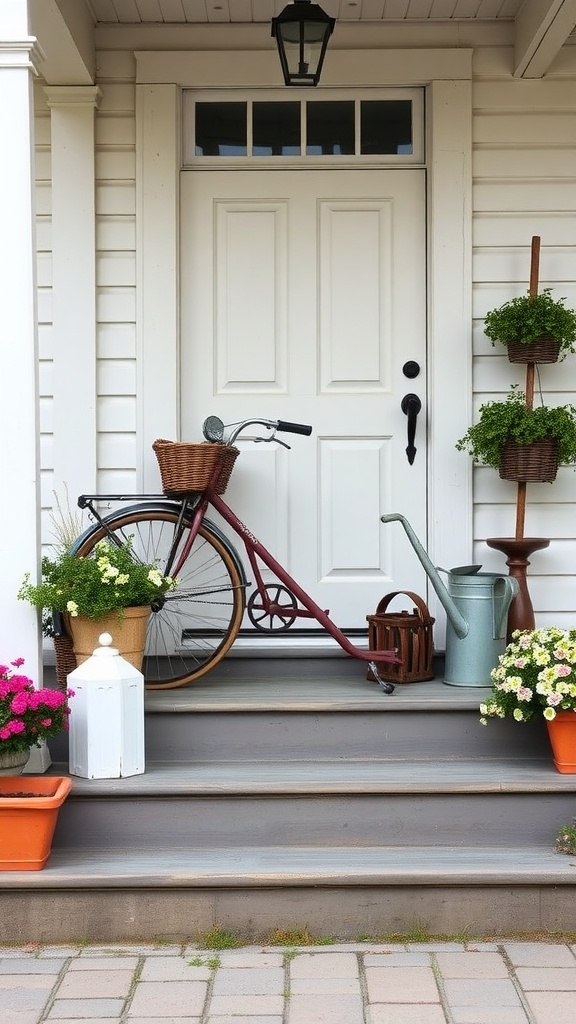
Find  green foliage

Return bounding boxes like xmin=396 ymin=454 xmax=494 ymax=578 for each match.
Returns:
xmin=188 ymin=955 xmax=221 ymax=969
xmin=268 ymin=927 xmax=335 ymax=946
xmin=18 ymin=537 xmax=177 ymax=620
xmin=455 ymin=388 xmax=576 ymax=468
xmin=195 ymin=926 xmax=241 ymax=949
xmin=556 ymin=821 xmax=576 ymax=856
xmin=484 ymin=288 xmax=576 ymax=354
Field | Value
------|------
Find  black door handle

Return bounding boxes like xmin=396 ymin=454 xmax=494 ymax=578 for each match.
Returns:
xmin=401 ymin=393 xmax=422 ymax=465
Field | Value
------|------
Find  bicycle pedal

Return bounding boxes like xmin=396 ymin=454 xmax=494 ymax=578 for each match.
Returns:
xmin=367 ymin=660 xmax=395 ymax=695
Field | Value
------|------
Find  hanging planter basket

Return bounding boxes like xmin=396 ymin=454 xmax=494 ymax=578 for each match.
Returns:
xmin=507 ymin=337 xmax=561 ymax=364
xmin=499 ymin=438 xmax=559 ymax=483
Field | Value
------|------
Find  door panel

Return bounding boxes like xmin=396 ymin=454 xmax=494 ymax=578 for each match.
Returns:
xmin=180 ymin=169 xmax=427 ymax=627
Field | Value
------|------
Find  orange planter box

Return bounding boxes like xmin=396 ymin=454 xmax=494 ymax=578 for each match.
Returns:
xmin=0 ymin=776 xmax=72 ymax=870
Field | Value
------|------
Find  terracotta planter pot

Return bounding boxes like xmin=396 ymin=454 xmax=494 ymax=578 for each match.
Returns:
xmin=0 ymin=775 xmax=72 ymax=870
xmin=546 ymin=712 xmax=576 ymax=774
xmin=507 ymin=337 xmax=561 ymax=364
xmin=66 ymin=606 xmax=151 ymax=671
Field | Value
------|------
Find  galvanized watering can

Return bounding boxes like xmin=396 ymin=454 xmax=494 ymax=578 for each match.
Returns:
xmin=381 ymin=513 xmax=519 ymax=687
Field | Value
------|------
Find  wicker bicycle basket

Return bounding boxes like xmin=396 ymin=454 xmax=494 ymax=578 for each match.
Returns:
xmin=153 ymin=439 xmax=239 ymax=495
xmin=367 ymin=590 xmax=435 ymax=684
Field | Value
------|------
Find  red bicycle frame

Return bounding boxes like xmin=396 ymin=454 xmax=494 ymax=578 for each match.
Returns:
xmin=177 ymin=477 xmax=399 ymax=668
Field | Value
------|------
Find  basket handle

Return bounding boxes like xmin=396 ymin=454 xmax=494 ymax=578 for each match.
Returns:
xmin=374 ymin=590 xmax=433 ymax=623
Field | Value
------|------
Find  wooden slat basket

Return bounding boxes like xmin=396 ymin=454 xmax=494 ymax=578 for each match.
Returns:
xmin=153 ymin=439 xmax=239 ymax=495
xmin=367 ymin=590 xmax=435 ymax=684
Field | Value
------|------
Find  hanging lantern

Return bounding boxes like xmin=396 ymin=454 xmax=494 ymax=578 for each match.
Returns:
xmin=271 ymin=0 xmax=335 ymax=87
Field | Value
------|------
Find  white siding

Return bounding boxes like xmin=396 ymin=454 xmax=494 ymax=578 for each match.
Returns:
xmin=95 ymin=50 xmax=138 ymax=494
xmin=35 ymin=52 xmax=138 ymax=543
xmin=34 ymin=85 xmax=54 ymax=545
xmin=472 ymin=45 xmax=576 ymax=626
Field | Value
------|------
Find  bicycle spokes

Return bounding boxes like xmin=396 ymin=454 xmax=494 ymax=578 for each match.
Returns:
xmin=247 ymin=584 xmax=298 ymax=632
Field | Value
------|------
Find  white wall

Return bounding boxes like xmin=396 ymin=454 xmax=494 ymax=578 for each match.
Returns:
xmin=35 ymin=49 xmax=138 ymax=549
xmin=471 ymin=43 xmax=576 ymax=627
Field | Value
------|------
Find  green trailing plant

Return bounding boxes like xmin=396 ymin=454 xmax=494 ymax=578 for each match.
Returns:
xmin=484 ymin=288 xmax=576 ymax=356
xmin=455 ymin=388 xmax=576 ymax=468
xmin=18 ymin=537 xmax=177 ymax=621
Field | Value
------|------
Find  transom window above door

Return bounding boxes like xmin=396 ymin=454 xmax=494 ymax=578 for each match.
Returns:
xmin=182 ymin=90 xmax=424 ymax=167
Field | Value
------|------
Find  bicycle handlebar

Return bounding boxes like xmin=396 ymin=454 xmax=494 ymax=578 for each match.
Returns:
xmin=276 ymin=420 xmax=313 ymax=436
xmin=202 ymin=416 xmax=312 ymax=445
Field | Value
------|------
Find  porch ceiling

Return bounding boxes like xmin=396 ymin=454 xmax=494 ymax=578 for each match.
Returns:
xmin=34 ymin=0 xmax=576 ymax=81
xmin=86 ymin=1 xmax=525 ymax=24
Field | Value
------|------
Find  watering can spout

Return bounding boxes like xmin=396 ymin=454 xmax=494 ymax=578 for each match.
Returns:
xmin=380 ymin=513 xmax=469 ymax=639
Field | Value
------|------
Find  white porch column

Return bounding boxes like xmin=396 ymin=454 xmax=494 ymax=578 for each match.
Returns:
xmin=0 ymin=1 xmax=43 ymax=675
xmin=43 ymin=85 xmax=101 ymax=504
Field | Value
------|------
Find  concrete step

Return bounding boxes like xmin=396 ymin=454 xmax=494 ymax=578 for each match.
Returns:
xmin=49 ymin=660 xmax=550 ymax=763
xmin=2 ymin=844 xmax=575 ymax=943
xmin=48 ymin=759 xmax=576 ymax=850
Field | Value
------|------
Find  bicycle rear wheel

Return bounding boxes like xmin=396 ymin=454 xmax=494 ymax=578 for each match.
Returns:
xmin=73 ymin=507 xmax=246 ymax=688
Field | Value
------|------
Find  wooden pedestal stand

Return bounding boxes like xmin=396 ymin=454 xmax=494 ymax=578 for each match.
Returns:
xmin=486 ymin=236 xmax=550 ymax=639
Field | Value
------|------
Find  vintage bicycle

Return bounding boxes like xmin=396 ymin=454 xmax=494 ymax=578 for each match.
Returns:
xmin=71 ymin=416 xmax=399 ymax=692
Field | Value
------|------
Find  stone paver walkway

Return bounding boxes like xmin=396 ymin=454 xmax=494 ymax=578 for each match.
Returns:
xmin=2 ymin=941 xmax=576 ymax=1024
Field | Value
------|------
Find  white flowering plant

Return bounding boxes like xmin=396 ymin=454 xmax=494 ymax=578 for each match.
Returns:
xmin=18 ymin=538 xmax=177 ymax=621
xmin=480 ymin=627 xmax=576 ymax=725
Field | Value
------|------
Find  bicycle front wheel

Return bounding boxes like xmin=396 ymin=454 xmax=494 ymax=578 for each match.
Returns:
xmin=74 ymin=508 xmax=246 ymax=688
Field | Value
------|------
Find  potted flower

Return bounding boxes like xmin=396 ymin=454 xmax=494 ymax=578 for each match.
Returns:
xmin=18 ymin=538 xmax=177 ymax=671
xmin=484 ymin=288 xmax=576 ymax=363
xmin=455 ymin=387 xmax=576 ymax=482
xmin=479 ymin=627 xmax=576 ymax=773
xmin=0 ymin=658 xmax=74 ymax=870
xmin=0 ymin=658 xmax=73 ymax=773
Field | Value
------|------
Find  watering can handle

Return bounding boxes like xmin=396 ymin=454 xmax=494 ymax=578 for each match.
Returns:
xmin=493 ymin=576 xmax=520 ymax=639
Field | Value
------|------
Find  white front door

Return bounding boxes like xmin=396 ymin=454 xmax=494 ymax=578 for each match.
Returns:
xmin=180 ymin=169 xmax=427 ymax=627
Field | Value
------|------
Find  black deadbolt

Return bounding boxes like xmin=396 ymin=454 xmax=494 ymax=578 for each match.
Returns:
xmin=402 ymin=361 xmax=420 ymax=379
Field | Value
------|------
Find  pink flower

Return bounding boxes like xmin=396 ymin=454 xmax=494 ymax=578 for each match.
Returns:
xmin=556 ymin=664 xmax=571 ymax=677
xmin=10 ymin=692 xmax=30 ymax=714
xmin=0 ymin=656 xmax=73 ymax=751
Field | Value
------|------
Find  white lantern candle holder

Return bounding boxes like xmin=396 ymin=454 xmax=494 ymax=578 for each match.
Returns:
xmin=67 ymin=632 xmax=145 ymax=779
